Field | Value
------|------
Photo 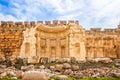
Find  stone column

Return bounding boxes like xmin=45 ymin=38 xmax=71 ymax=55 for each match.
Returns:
xmin=101 ymin=37 xmax=104 ymax=57
xmin=20 ymin=42 xmax=25 ymax=57
xmin=36 ymin=33 xmax=41 ymax=57
xmin=68 ymin=33 xmax=74 ymax=58
xmin=56 ymin=38 xmax=61 ymax=58
xmin=46 ymin=39 xmax=50 ymax=57
xmin=65 ymin=36 xmax=69 ymax=58
xmin=29 ymin=32 xmax=36 ymax=57
xmin=80 ymin=42 xmax=86 ymax=59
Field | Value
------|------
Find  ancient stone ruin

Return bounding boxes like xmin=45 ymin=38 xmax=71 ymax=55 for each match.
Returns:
xmin=0 ymin=20 xmax=120 ymax=63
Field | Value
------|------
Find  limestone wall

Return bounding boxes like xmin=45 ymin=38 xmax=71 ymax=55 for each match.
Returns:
xmin=0 ymin=21 xmax=24 ymax=57
xmin=85 ymin=27 xmax=120 ymax=58
xmin=0 ymin=20 xmax=119 ymax=61
xmin=68 ymin=23 xmax=86 ymax=60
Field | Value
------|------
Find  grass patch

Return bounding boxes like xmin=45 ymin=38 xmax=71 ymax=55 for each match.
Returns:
xmin=50 ymin=75 xmax=120 ymax=80
xmin=0 ymin=75 xmax=22 ymax=80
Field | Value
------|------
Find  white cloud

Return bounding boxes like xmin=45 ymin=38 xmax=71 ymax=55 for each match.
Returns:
xmin=0 ymin=0 xmax=120 ymax=29
xmin=89 ymin=0 xmax=120 ymax=28
xmin=47 ymin=0 xmax=84 ymax=14
xmin=0 ymin=13 xmax=17 ymax=21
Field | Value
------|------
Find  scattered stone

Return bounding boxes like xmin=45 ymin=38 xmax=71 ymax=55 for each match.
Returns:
xmin=7 ymin=71 xmax=16 ymax=77
xmin=11 ymin=77 xmax=18 ymax=80
xmin=56 ymin=58 xmax=70 ymax=63
xmin=0 ymin=57 xmax=5 ymax=64
xmin=15 ymin=57 xmax=24 ymax=69
xmin=56 ymin=75 xmax=68 ymax=80
xmin=114 ymin=59 xmax=120 ymax=63
xmin=115 ymin=63 xmax=120 ymax=67
xmin=15 ymin=70 xmax=24 ymax=78
xmin=71 ymin=65 xmax=79 ymax=71
xmin=22 ymin=58 xmax=28 ymax=66
xmin=0 ymin=57 xmax=120 ymax=79
xmin=21 ymin=65 xmax=34 ymax=71
xmin=0 ymin=65 xmax=6 ymax=69
xmin=77 ymin=59 xmax=86 ymax=63
xmin=87 ymin=58 xmax=97 ymax=63
xmin=70 ymin=57 xmax=76 ymax=63
xmin=63 ymin=63 xmax=71 ymax=69
xmin=49 ymin=66 xmax=55 ymax=71
xmin=7 ymin=56 xmax=17 ymax=67
xmin=100 ymin=58 xmax=113 ymax=63
xmin=22 ymin=71 xmax=50 ymax=80
xmin=63 ymin=69 xmax=72 ymax=75
xmin=57 ymin=58 xmax=65 ymax=63
xmin=39 ymin=65 xmax=45 ymax=69
xmin=55 ymin=64 xmax=63 ymax=72
xmin=39 ymin=57 xmax=49 ymax=64
xmin=0 ymin=72 xmax=7 ymax=78
xmin=4 ymin=57 xmax=12 ymax=67
xmin=50 ymin=58 xmax=58 ymax=63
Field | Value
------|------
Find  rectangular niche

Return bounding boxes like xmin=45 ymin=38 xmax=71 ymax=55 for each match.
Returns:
xmin=51 ymin=47 xmax=56 ymax=58
xmin=61 ymin=46 xmax=65 ymax=58
xmin=40 ymin=46 xmax=46 ymax=55
xmin=50 ymin=39 xmax=56 ymax=57
xmin=60 ymin=38 xmax=66 ymax=46
xmin=40 ymin=38 xmax=46 ymax=55
xmin=40 ymin=38 xmax=46 ymax=46
xmin=50 ymin=39 xmax=56 ymax=47
xmin=25 ymin=43 xmax=30 ymax=56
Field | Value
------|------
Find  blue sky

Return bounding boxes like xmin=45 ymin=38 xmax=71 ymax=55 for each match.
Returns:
xmin=0 ymin=0 xmax=120 ymax=29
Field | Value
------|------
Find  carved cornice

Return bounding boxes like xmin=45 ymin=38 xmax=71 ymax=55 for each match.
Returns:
xmin=36 ymin=23 xmax=70 ymax=33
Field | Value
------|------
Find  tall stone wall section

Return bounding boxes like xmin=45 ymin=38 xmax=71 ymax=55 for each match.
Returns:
xmin=0 ymin=21 xmax=37 ymax=57
xmin=0 ymin=20 xmax=119 ymax=60
xmin=85 ymin=26 xmax=120 ymax=58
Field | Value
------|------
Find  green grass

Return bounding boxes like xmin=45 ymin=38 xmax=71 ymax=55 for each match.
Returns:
xmin=0 ymin=76 xmax=22 ymax=80
xmin=2 ymin=75 xmax=120 ymax=80
xmin=67 ymin=76 xmax=120 ymax=80
xmin=50 ymin=74 xmax=120 ymax=80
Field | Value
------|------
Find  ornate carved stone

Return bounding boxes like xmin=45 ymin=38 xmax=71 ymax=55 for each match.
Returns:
xmin=0 ymin=20 xmax=119 ymax=63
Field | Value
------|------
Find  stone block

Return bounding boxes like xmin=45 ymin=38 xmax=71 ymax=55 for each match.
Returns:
xmin=15 ymin=22 xmax=23 ymax=27
xmin=15 ymin=35 xmax=20 ymax=39
xmin=1 ymin=21 xmax=7 ymax=27
xmin=53 ymin=20 xmax=58 ymax=25
xmin=75 ymin=20 xmax=79 ymax=25
xmin=24 ymin=21 xmax=29 ymax=27
xmin=30 ymin=21 xmax=35 ymax=27
xmin=56 ymin=75 xmax=68 ymax=80
xmin=7 ymin=21 xmax=14 ymax=24
xmin=68 ymin=20 xmax=74 ymax=23
xmin=0 ymin=35 xmax=4 ymax=39
xmin=0 ymin=43 xmax=5 ymax=47
xmin=45 ymin=21 xmax=51 ymax=25
xmin=22 ymin=71 xmax=50 ymax=80
xmin=37 ymin=21 xmax=43 ymax=24
xmin=60 ymin=21 xmax=67 ymax=25
xmin=91 ymin=28 xmax=101 ymax=32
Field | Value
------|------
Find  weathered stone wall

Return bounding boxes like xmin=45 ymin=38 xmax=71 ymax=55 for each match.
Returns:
xmin=0 ymin=20 xmax=119 ymax=62
xmin=0 ymin=21 xmax=24 ymax=57
xmin=85 ymin=26 xmax=120 ymax=58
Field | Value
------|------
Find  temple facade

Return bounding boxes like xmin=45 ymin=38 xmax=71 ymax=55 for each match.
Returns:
xmin=0 ymin=20 xmax=120 ymax=61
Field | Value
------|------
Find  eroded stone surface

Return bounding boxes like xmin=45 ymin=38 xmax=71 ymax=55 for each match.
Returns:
xmin=0 ymin=21 xmax=119 ymax=63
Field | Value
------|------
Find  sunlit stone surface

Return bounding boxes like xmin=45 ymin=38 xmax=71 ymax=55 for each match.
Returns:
xmin=0 ymin=20 xmax=119 ymax=63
